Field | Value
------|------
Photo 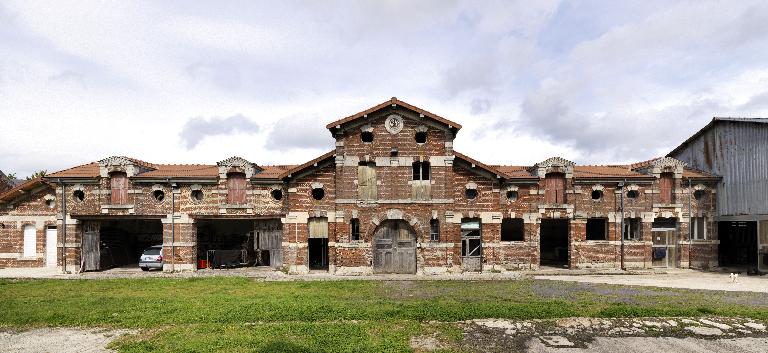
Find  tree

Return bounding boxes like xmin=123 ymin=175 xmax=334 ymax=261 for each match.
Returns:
xmin=26 ymin=170 xmax=47 ymax=180
xmin=5 ymin=173 xmax=16 ymax=180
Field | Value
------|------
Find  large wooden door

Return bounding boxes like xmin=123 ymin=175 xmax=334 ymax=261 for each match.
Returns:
xmin=82 ymin=222 xmax=101 ymax=271
xmin=373 ymin=220 xmax=416 ymax=274
xmin=254 ymin=220 xmax=282 ymax=268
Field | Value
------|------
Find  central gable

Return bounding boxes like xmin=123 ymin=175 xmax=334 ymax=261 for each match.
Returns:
xmin=326 ymin=97 xmax=462 ymax=137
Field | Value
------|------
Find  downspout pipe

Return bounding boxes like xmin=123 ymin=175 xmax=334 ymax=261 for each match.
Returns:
xmin=58 ymin=179 xmax=66 ymax=273
xmin=168 ymin=178 xmax=176 ymax=272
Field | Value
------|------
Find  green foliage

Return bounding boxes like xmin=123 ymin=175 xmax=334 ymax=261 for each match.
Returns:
xmin=25 ymin=170 xmax=47 ymax=180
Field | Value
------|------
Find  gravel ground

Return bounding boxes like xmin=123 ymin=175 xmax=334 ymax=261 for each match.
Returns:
xmin=536 ymin=270 xmax=768 ymax=293
xmin=0 ymin=328 xmax=131 ymax=353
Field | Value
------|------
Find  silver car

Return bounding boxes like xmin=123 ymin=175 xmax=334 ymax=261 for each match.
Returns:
xmin=139 ymin=245 xmax=163 ymax=271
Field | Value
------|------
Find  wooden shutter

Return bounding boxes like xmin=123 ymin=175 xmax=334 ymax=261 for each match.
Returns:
xmin=659 ymin=173 xmax=673 ymax=204
xmin=545 ymin=174 xmax=565 ymax=204
xmin=357 ymin=163 xmax=377 ymax=200
xmin=227 ymin=173 xmax=247 ymax=204
xmin=308 ymin=217 xmax=328 ymax=239
xmin=110 ymin=173 xmax=127 ymax=205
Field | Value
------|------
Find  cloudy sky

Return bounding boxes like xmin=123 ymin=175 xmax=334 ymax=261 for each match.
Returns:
xmin=2 ymin=0 xmax=768 ymax=178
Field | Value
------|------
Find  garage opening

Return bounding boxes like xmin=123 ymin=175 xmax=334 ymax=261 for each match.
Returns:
xmin=81 ymin=219 xmax=163 ymax=271
xmin=718 ymin=221 xmax=758 ymax=270
xmin=196 ymin=219 xmax=283 ymax=269
xmin=540 ymin=219 xmax=568 ymax=267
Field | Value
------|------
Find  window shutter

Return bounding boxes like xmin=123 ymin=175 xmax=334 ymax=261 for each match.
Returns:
xmin=659 ymin=174 xmax=673 ymax=204
xmin=110 ymin=173 xmax=127 ymax=205
xmin=227 ymin=174 xmax=247 ymax=204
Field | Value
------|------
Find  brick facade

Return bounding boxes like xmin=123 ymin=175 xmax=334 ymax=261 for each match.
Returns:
xmin=0 ymin=98 xmax=721 ymax=273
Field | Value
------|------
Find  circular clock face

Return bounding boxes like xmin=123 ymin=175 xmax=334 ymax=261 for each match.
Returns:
xmin=385 ymin=114 xmax=403 ymax=134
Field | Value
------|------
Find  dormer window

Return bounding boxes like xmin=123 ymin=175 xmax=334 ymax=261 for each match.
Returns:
xmin=226 ymin=172 xmax=247 ymax=204
xmin=544 ymin=173 xmax=566 ymax=204
xmin=110 ymin=172 xmax=128 ymax=205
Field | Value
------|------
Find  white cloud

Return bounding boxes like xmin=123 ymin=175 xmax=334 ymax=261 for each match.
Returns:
xmin=1 ymin=0 xmax=768 ymax=177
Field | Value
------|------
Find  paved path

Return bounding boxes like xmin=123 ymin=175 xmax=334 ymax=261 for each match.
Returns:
xmin=527 ymin=337 xmax=768 ymax=352
xmin=536 ymin=270 xmax=768 ymax=293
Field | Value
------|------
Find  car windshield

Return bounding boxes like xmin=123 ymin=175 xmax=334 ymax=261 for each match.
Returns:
xmin=143 ymin=247 xmax=161 ymax=255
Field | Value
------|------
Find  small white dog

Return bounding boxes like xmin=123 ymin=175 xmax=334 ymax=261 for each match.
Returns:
xmin=729 ymin=273 xmax=739 ymax=283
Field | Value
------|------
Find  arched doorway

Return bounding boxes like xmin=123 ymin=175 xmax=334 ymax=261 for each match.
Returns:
xmin=373 ymin=220 xmax=417 ymax=274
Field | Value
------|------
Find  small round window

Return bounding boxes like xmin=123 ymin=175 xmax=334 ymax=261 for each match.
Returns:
xmin=361 ymin=131 xmax=374 ymax=143
xmin=693 ymin=190 xmax=705 ymax=200
xmin=271 ymin=189 xmax=283 ymax=201
xmin=506 ymin=190 xmax=518 ymax=201
xmin=626 ymin=190 xmax=639 ymax=199
xmin=414 ymin=131 xmax=427 ymax=144
xmin=465 ymin=189 xmax=478 ymax=200
xmin=152 ymin=190 xmax=165 ymax=202
xmin=591 ymin=190 xmax=603 ymax=200
xmin=191 ymin=190 xmax=204 ymax=201
xmin=72 ymin=190 xmax=85 ymax=202
xmin=45 ymin=199 xmax=55 ymax=209
xmin=311 ymin=187 xmax=325 ymax=200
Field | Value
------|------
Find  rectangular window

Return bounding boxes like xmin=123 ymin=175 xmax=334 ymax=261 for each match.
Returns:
xmin=544 ymin=173 xmax=566 ymax=204
xmin=461 ymin=218 xmax=481 ymax=257
xmin=691 ymin=217 xmax=707 ymax=240
xmin=430 ymin=219 xmax=440 ymax=241
xmin=500 ymin=218 xmax=524 ymax=241
xmin=586 ymin=218 xmax=607 ymax=240
xmin=623 ymin=218 xmax=642 ymax=240
xmin=350 ymin=218 xmax=360 ymax=241
xmin=357 ymin=162 xmax=377 ymax=200
xmin=412 ymin=161 xmax=430 ymax=181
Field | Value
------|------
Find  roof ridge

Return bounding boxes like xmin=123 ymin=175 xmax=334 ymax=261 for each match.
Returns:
xmin=325 ymin=97 xmax=463 ymax=130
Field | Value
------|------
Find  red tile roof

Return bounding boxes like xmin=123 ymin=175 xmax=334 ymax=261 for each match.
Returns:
xmin=47 ymin=162 xmax=100 ymax=178
xmin=574 ymin=165 xmax=649 ymax=178
xmin=0 ymin=178 xmax=49 ymax=203
xmin=278 ymin=150 xmax=336 ymax=179
xmin=326 ymin=97 xmax=462 ymax=130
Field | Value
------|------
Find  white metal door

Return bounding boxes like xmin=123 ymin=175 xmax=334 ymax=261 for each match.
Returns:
xmin=46 ymin=227 xmax=57 ymax=267
xmin=23 ymin=225 xmax=36 ymax=258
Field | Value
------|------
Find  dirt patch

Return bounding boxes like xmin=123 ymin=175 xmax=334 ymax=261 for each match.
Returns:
xmin=0 ymin=328 xmax=132 ymax=353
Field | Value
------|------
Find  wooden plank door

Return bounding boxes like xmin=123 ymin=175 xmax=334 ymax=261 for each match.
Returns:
xmin=373 ymin=220 xmax=416 ymax=274
xmin=545 ymin=174 xmax=565 ymax=204
xmin=659 ymin=173 xmax=673 ymax=204
xmin=82 ymin=222 xmax=101 ymax=271
xmin=110 ymin=173 xmax=128 ymax=205
xmin=227 ymin=173 xmax=247 ymax=204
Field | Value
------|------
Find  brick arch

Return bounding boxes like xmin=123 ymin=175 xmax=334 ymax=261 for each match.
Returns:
xmin=368 ymin=209 xmax=425 ymax=241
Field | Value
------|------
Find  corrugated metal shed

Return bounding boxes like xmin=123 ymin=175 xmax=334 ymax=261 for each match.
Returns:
xmin=669 ymin=118 xmax=768 ymax=216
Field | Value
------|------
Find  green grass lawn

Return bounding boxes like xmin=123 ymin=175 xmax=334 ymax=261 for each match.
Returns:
xmin=1 ymin=278 xmax=766 ymax=352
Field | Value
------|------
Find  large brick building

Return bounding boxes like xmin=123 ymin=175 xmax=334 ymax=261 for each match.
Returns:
xmin=0 ymin=98 xmax=721 ymax=273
